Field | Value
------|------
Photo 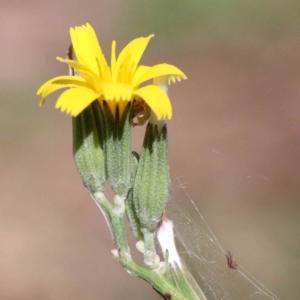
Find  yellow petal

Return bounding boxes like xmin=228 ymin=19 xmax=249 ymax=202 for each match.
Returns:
xmin=70 ymin=23 xmax=110 ymax=80
xmin=114 ymin=35 xmax=154 ymax=83
xmin=132 ymin=65 xmax=151 ymax=87
xmin=56 ymin=57 xmax=101 ymax=92
xmin=101 ymin=83 xmax=133 ymax=102
xmin=37 ymin=76 xmax=88 ymax=95
xmin=100 ymin=83 xmax=133 ymax=117
xmin=55 ymin=87 xmax=100 ymax=116
xmin=133 ymin=63 xmax=187 ymax=86
xmin=134 ymin=85 xmax=172 ymax=120
xmin=110 ymin=41 xmax=117 ymax=81
xmin=85 ymin=24 xmax=111 ymax=81
xmin=39 ymin=84 xmax=71 ymax=106
xmin=56 ymin=57 xmax=97 ymax=79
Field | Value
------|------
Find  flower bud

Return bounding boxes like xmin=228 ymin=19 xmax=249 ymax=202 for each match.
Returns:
xmin=103 ymin=102 xmax=133 ymax=197
xmin=133 ymin=123 xmax=170 ymax=231
xmin=73 ymin=101 xmax=106 ymax=193
xmin=125 ymin=152 xmax=143 ymax=240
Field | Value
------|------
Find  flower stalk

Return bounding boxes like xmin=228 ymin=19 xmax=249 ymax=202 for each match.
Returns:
xmin=37 ymin=23 xmax=209 ymax=300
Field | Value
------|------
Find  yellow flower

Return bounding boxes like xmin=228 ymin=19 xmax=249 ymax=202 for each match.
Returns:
xmin=37 ymin=23 xmax=187 ymax=120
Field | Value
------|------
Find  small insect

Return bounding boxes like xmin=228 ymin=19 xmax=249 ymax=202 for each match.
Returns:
xmin=225 ymin=251 xmax=238 ymax=270
xmin=131 ymin=98 xmax=151 ymax=126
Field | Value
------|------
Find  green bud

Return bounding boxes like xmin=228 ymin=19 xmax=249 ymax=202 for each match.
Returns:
xmin=133 ymin=123 xmax=170 ymax=231
xmin=73 ymin=101 xmax=106 ymax=193
xmin=103 ymin=102 xmax=133 ymax=197
xmin=125 ymin=152 xmax=143 ymax=240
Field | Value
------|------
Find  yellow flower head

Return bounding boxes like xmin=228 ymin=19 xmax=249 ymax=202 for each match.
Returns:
xmin=37 ymin=23 xmax=187 ymax=120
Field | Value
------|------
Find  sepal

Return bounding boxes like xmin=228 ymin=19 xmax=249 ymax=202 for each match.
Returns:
xmin=133 ymin=123 xmax=170 ymax=231
xmin=72 ymin=101 xmax=106 ymax=193
xmin=125 ymin=152 xmax=143 ymax=240
xmin=103 ymin=102 xmax=133 ymax=197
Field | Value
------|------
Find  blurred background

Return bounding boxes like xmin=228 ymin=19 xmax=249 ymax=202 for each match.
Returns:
xmin=1 ymin=0 xmax=300 ymax=299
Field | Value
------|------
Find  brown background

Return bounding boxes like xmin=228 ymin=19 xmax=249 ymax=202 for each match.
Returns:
xmin=1 ymin=1 xmax=300 ymax=299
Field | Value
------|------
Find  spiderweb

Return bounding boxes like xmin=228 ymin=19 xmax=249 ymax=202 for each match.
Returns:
xmin=166 ymin=175 xmax=281 ymax=300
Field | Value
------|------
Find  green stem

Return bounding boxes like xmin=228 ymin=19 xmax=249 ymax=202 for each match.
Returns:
xmin=142 ymin=228 xmax=158 ymax=268
xmin=93 ymin=192 xmax=187 ymax=300
xmin=94 ymin=192 xmax=129 ymax=253
xmin=122 ymin=258 xmax=187 ymax=300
